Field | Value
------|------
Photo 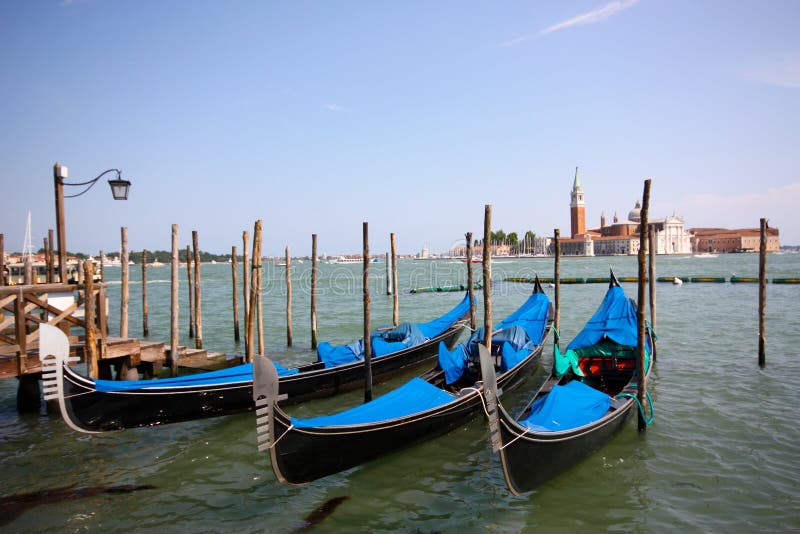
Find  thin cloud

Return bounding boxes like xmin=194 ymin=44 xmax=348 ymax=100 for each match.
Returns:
xmin=743 ymin=52 xmax=800 ymax=89
xmin=323 ymin=104 xmax=348 ymax=112
xmin=501 ymin=0 xmax=639 ymax=47
xmin=541 ymin=0 xmax=639 ymax=35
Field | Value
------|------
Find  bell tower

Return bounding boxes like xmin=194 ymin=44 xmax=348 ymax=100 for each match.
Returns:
xmin=570 ymin=167 xmax=586 ymax=238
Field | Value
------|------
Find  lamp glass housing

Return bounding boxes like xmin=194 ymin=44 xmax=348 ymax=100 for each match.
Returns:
xmin=108 ymin=178 xmax=131 ymax=200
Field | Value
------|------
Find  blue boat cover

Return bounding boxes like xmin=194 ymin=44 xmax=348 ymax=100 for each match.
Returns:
xmin=93 ymin=360 xmax=298 ymax=393
xmin=495 ymin=291 xmax=551 ymax=345
xmin=519 ymin=380 xmax=611 ymax=432
xmin=291 ymin=377 xmax=455 ymax=428
xmin=567 ymin=285 xmax=639 ymax=351
xmin=317 ymin=293 xmax=472 ymax=368
xmin=438 ymin=291 xmax=550 ymax=384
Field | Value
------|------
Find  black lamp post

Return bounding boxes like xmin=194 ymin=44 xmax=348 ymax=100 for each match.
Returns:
xmin=53 ymin=162 xmax=132 ymax=283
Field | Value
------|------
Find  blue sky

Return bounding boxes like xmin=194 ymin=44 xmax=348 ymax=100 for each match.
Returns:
xmin=2 ymin=0 xmax=798 ymax=256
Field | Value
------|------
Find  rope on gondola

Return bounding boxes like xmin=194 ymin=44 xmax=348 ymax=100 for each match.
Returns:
xmin=615 ymin=390 xmax=654 ymax=425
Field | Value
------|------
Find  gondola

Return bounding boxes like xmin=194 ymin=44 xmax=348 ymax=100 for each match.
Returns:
xmin=479 ymin=271 xmax=654 ymax=494
xmin=41 ymin=293 xmax=472 ymax=433
xmin=252 ymin=278 xmax=553 ymax=485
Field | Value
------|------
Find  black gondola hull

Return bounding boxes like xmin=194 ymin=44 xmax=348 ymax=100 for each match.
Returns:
xmin=497 ymin=401 xmax=634 ymax=494
xmin=59 ymin=322 xmax=466 ymax=432
xmin=267 ymin=344 xmax=543 ymax=485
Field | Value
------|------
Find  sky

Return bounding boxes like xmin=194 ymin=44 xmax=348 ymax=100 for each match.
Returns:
xmin=1 ymin=0 xmax=798 ymax=257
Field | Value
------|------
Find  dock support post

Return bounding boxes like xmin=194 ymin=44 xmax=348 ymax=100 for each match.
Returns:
xmin=311 ymin=234 xmax=318 ymax=351
xmin=391 ymin=233 xmax=398 ymax=326
xmin=554 ymin=229 xmax=561 ymax=332
xmin=466 ymin=231 xmax=476 ymax=330
xmin=483 ymin=206 xmax=492 ymax=351
xmin=363 ymin=222 xmax=372 ymax=403
xmin=47 ymin=230 xmax=55 ymax=283
xmin=141 ymin=249 xmax=149 ymax=337
xmin=648 ymin=227 xmax=657 ymax=361
xmin=386 ymin=252 xmax=392 ymax=295
xmin=171 ymin=224 xmax=180 ymax=376
xmin=232 ymin=245 xmax=240 ymax=343
xmin=246 ymin=221 xmax=263 ymax=361
xmin=16 ymin=375 xmax=41 ymax=413
xmin=120 ymin=227 xmax=129 ymax=338
xmin=286 ymin=246 xmax=293 ymax=347
xmin=256 ymin=231 xmax=264 ymax=357
xmin=637 ymin=179 xmax=651 ymax=433
xmin=759 ymin=218 xmax=767 ymax=368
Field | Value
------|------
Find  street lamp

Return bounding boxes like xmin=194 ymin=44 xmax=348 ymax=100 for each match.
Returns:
xmin=53 ymin=162 xmax=132 ymax=283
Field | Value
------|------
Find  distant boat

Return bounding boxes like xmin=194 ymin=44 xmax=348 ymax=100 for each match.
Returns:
xmin=150 ymin=257 xmax=164 ymax=267
xmin=328 ymin=256 xmax=362 ymax=264
xmin=211 ymin=260 xmax=217 ymax=264
xmin=673 ymin=277 xmax=683 ymax=285
xmin=693 ymin=253 xmax=718 ymax=258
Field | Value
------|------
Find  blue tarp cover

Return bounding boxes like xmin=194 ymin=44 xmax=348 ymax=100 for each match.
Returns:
xmin=94 ymin=360 xmax=298 ymax=393
xmin=317 ymin=293 xmax=472 ymax=368
xmin=291 ymin=377 xmax=455 ymax=428
xmin=519 ymin=380 xmax=611 ymax=432
xmin=438 ymin=291 xmax=550 ymax=384
xmin=567 ymin=285 xmax=639 ymax=351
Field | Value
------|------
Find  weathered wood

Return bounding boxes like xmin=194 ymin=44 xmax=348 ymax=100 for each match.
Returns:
xmin=48 ymin=230 xmax=55 ymax=283
xmin=193 ymin=230 xmax=203 ymax=349
xmin=286 ymin=245 xmax=293 ymax=347
xmin=186 ymin=245 xmax=194 ymax=338
xmin=554 ymin=229 xmax=561 ymax=332
xmin=84 ymin=261 xmax=99 ymax=378
xmin=15 ymin=294 xmax=26 ymax=375
xmin=637 ymin=179 xmax=651 ymax=432
xmin=386 ymin=252 xmax=392 ymax=295
xmin=311 ymin=233 xmax=318 ymax=350
xmin=648 ymin=227 xmax=657 ymax=361
xmin=97 ymin=283 xmax=108 ymax=356
xmin=257 ymin=230 xmax=264 ymax=357
xmin=98 ymin=247 xmax=103 ymax=283
xmin=759 ymin=218 xmax=767 ymax=368
xmin=23 ymin=256 xmax=32 ymax=285
xmin=466 ymin=231 xmax=476 ymax=329
xmin=483 ymin=205 xmax=492 ymax=351
xmin=242 ymin=231 xmax=250 ymax=355
xmin=120 ymin=226 xmax=129 ymax=338
xmin=231 ymin=245 xmax=240 ymax=343
xmin=42 ymin=237 xmax=49 ymax=283
xmin=171 ymin=224 xmax=180 ymax=376
xmin=246 ymin=221 xmax=263 ymax=361
xmin=363 ymin=222 xmax=372 ymax=403
xmin=0 ymin=234 xmax=4 ymax=286
xmin=141 ymin=249 xmax=149 ymax=337
xmin=391 ymin=233 xmax=399 ymax=326
xmin=54 ymin=163 xmax=67 ymax=284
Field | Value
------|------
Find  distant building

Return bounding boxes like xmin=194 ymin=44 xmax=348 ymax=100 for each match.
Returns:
xmin=559 ymin=169 xmax=692 ymax=256
xmin=690 ymin=227 xmax=780 ymax=253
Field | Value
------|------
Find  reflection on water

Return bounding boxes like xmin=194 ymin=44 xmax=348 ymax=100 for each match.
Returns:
xmin=1 ymin=254 xmax=798 ymax=530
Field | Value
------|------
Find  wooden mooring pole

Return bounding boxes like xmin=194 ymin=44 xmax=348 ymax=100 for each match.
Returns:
xmin=186 ymin=245 xmax=194 ymax=338
xmin=47 ymin=230 xmax=55 ymax=283
xmin=363 ymin=222 xmax=373 ymax=403
xmin=193 ymin=231 xmax=203 ymax=349
xmin=141 ymin=249 xmax=149 ymax=337
xmin=120 ymin=227 xmax=129 ymax=338
xmin=648 ymin=227 xmax=657 ymax=361
xmin=0 ymin=234 xmax=4 ymax=286
xmin=311 ymin=234 xmax=318 ymax=351
xmin=637 ymin=179 xmax=651 ymax=433
xmin=84 ymin=261 xmax=99 ymax=378
xmin=386 ymin=252 xmax=392 ymax=296
xmin=171 ymin=224 xmax=180 ymax=376
xmin=246 ymin=221 xmax=263 ymax=361
xmin=286 ymin=245 xmax=293 ymax=347
xmin=483 ymin=206 xmax=492 ymax=351
xmin=759 ymin=218 xmax=767 ymax=368
xmin=243 ymin=231 xmax=251 ymax=355
xmin=391 ymin=233 xmax=399 ymax=326
xmin=466 ymin=231 xmax=476 ymax=330
xmin=554 ymin=229 xmax=561 ymax=332
xmin=231 ymin=245 xmax=240 ymax=343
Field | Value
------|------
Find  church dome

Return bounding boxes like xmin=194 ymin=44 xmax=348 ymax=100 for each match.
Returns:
xmin=628 ymin=200 xmax=642 ymax=222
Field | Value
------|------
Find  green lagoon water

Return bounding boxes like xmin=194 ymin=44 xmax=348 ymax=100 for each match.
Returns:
xmin=1 ymin=253 xmax=799 ymax=532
